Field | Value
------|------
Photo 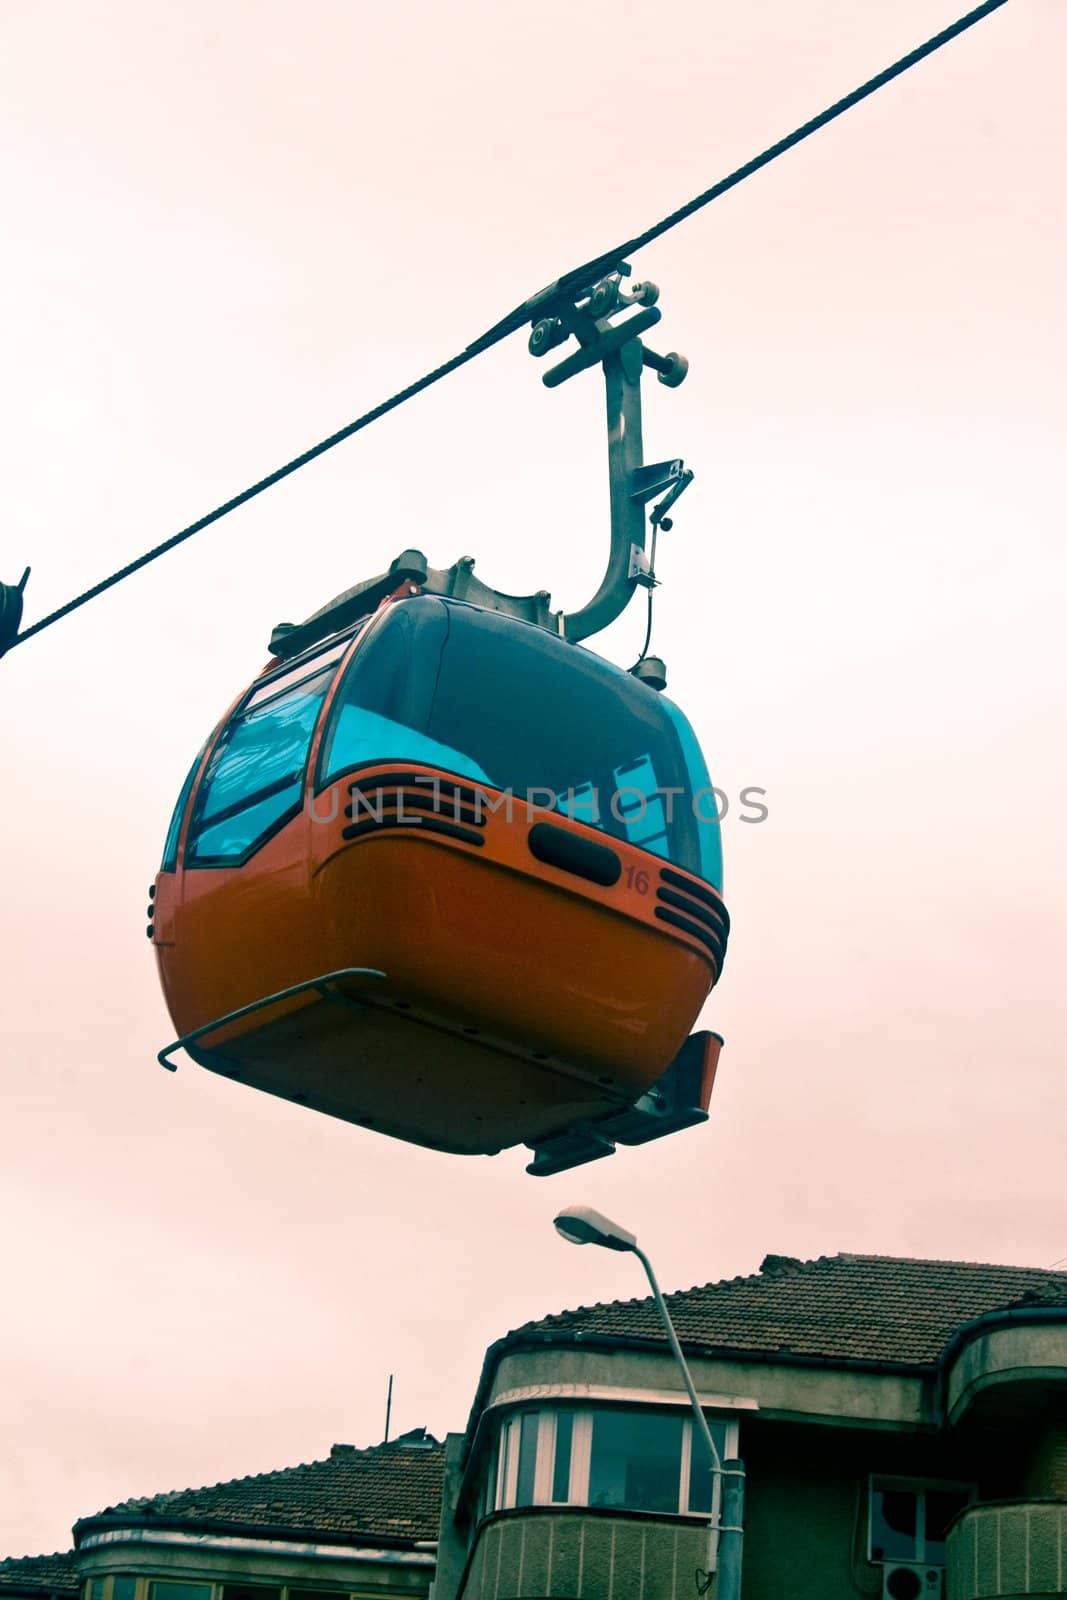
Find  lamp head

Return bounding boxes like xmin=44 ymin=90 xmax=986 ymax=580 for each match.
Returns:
xmin=553 ymin=1205 xmax=638 ymax=1253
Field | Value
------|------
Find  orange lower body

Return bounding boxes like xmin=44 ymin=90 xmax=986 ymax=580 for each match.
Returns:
xmin=156 ymin=771 xmax=726 ymax=1155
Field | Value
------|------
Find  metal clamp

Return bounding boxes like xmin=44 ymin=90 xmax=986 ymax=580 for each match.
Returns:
xmin=0 ymin=567 xmax=30 ymax=658
xmin=157 ymin=967 xmax=386 ymax=1072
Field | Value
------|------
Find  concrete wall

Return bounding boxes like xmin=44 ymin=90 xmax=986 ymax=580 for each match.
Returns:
xmin=1023 ymin=1416 xmax=1067 ymax=1500
xmin=947 ymin=1330 xmax=1067 ymax=1427
xmin=737 ymin=1417 xmax=990 ymax=1600
xmin=483 ymin=1347 xmax=930 ymax=1439
xmin=947 ymin=1502 xmax=1067 ymax=1600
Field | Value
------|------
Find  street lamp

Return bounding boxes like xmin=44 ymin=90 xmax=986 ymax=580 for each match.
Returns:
xmin=553 ymin=1205 xmax=744 ymax=1600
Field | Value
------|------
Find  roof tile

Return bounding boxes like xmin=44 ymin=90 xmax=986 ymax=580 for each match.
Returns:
xmin=512 ymin=1253 xmax=1067 ymax=1367
xmin=0 ymin=1553 xmax=78 ymax=1594
xmin=76 ymin=1430 xmax=445 ymax=1547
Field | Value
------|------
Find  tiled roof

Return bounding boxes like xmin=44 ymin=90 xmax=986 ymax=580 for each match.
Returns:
xmin=0 ymin=1554 xmax=78 ymax=1595
xmin=511 ymin=1253 xmax=1067 ymax=1368
xmin=74 ymin=1430 xmax=445 ymax=1548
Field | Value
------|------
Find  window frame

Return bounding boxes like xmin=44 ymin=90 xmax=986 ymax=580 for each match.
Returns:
xmin=146 ymin=1582 xmax=215 ymax=1600
xmin=161 ymin=746 xmax=207 ymax=873
xmin=83 ymin=1580 xmax=362 ymax=1600
xmin=488 ymin=1404 xmax=738 ymax=1521
xmin=867 ymin=1474 xmax=977 ymax=1567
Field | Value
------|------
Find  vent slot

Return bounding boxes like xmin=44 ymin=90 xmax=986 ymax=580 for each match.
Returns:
xmin=346 ymin=787 xmax=483 ymax=829
xmin=657 ymin=885 xmax=727 ymax=939
xmin=348 ymin=772 xmax=485 ymax=805
xmin=660 ymin=866 xmax=730 ymax=929
xmin=342 ymin=813 xmax=485 ymax=848
xmin=654 ymin=905 xmax=727 ymax=968
xmin=527 ymin=823 xmax=622 ymax=887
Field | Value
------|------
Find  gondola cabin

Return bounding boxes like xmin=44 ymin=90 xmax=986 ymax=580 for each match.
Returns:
xmin=151 ymin=588 xmax=729 ymax=1175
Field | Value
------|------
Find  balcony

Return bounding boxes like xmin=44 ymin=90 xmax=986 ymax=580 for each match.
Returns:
xmin=947 ymin=1501 xmax=1067 ymax=1599
xmin=458 ymin=1508 xmax=710 ymax=1600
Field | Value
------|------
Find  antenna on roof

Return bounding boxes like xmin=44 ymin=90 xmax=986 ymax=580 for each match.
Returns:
xmin=384 ymin=1373 xmax=394 ymax=1444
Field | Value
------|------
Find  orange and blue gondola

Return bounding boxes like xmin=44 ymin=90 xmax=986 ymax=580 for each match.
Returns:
xmin=151 ymin=263 xmax=730 ymax=1175
xmin=151 ymin=589 xmax=728 ymax=1174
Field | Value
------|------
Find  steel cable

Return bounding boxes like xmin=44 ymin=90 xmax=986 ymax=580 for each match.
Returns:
xmin=6 ymin=0 xmax=1009 ymax=654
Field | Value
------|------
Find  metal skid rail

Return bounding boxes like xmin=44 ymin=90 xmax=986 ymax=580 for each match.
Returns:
xmin=157 ymin=967 xmax=386 ymax=1072
xmin=157 ymin=969 xmax=715 ymax=1181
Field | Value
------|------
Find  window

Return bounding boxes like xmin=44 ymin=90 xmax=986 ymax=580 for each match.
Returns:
xmin=317 ymin=597 xmax=723 ymax=888
xmin=552 ymin=1411 xmax=574 ymax=1502
xmin=588 ymin=1410 xmax=688 ymax=1514
xmin=869 ymin=1478 xmax=975 ymax=1566
xmin=85 ymin=1583 xmax=134 ymax=1600
xmin=84 ymin=1581 xmax=355 ymax=1600
xmin=187 ymin=656 xmax=338 ymax=864
xmin=161 ymin=747 xmax=206 ymax=871
xmin=147 ymin=1585 xmax=213 ymax=1600
xmin=488 ymin=1406 xmax=734 ymax=1519
xmin=84 ymin=1581 xmax=135 ymax=1600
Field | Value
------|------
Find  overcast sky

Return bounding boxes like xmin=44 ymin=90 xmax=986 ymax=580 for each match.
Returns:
xmin=1 ymin=0 xmax=1064 ymax=1562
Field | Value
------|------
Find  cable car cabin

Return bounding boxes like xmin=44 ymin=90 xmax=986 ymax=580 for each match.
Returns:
xmin=151 ymin=593 xmax=729 ymax=1175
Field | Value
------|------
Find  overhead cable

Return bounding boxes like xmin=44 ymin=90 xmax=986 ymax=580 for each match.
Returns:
xmin=6 ymin=0 xmax=1009 ymax=654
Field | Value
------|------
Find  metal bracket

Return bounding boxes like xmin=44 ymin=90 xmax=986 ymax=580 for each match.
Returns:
xmin=0 ymin=567 xmax=30 ymax=658
xmin=631 ymin=460 xmax=685 ymax=505
xmin=628 ymin=544 xmax=655 ymax=588
xmin=525 ymin=1029 xmax=721 ymax=1176
xmin=270 ymin=552 xmax=553 ymax=659
xmin=157 ymin=967 xmax=386 ymax=1071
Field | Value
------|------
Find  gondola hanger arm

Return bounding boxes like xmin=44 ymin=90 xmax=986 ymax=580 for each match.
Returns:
xmin=270 ymin=266 xmax=693 ymax=663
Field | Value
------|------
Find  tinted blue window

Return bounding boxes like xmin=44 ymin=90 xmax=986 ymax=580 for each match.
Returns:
xmin=326 ymin=705 xmax=490 ymax=786
xmin=161 ymin=748 xmax=205 ymax=871
xmin=319 ymin=598 xmax=720 ymax=883
xmin=661 ymin=698 xmax=723 ymax=891
xmin=189 ymin=666 xmax=333 ymax=862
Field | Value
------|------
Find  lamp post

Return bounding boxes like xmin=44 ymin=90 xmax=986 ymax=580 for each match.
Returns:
xmin=553 ymin=1205 xmax=744 ymax=1600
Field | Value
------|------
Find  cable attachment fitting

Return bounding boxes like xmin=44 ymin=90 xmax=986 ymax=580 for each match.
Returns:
xmin=526 ymin=262 xmax=665 ymax=390
xmin=0 ymin=567 xmax=30 ymax=658
xmin=527 ymin=263 xmax=665 ymax=364
xmin=650 ymin=466 xmax=694 ymax=533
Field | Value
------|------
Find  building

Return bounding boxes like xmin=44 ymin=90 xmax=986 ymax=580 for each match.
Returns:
xmin=0 ymin=1555 xmax=77 ymax=1600
xmin=6 ymin=1256 xmax=1067 ymax=1600
xmin=1 ymin=1433 xmax=444 ymax=1600
xmin=432 ymin=1253 xmax=1067 ymax=1600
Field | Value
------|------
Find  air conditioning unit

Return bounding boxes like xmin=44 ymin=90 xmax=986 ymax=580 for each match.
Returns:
xmin=881 ymin=1563 xmax=943 ymax=1600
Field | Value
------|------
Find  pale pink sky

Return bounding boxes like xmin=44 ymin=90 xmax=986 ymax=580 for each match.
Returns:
xmin=1 ymin=0 xmax=1064 ymax=1562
